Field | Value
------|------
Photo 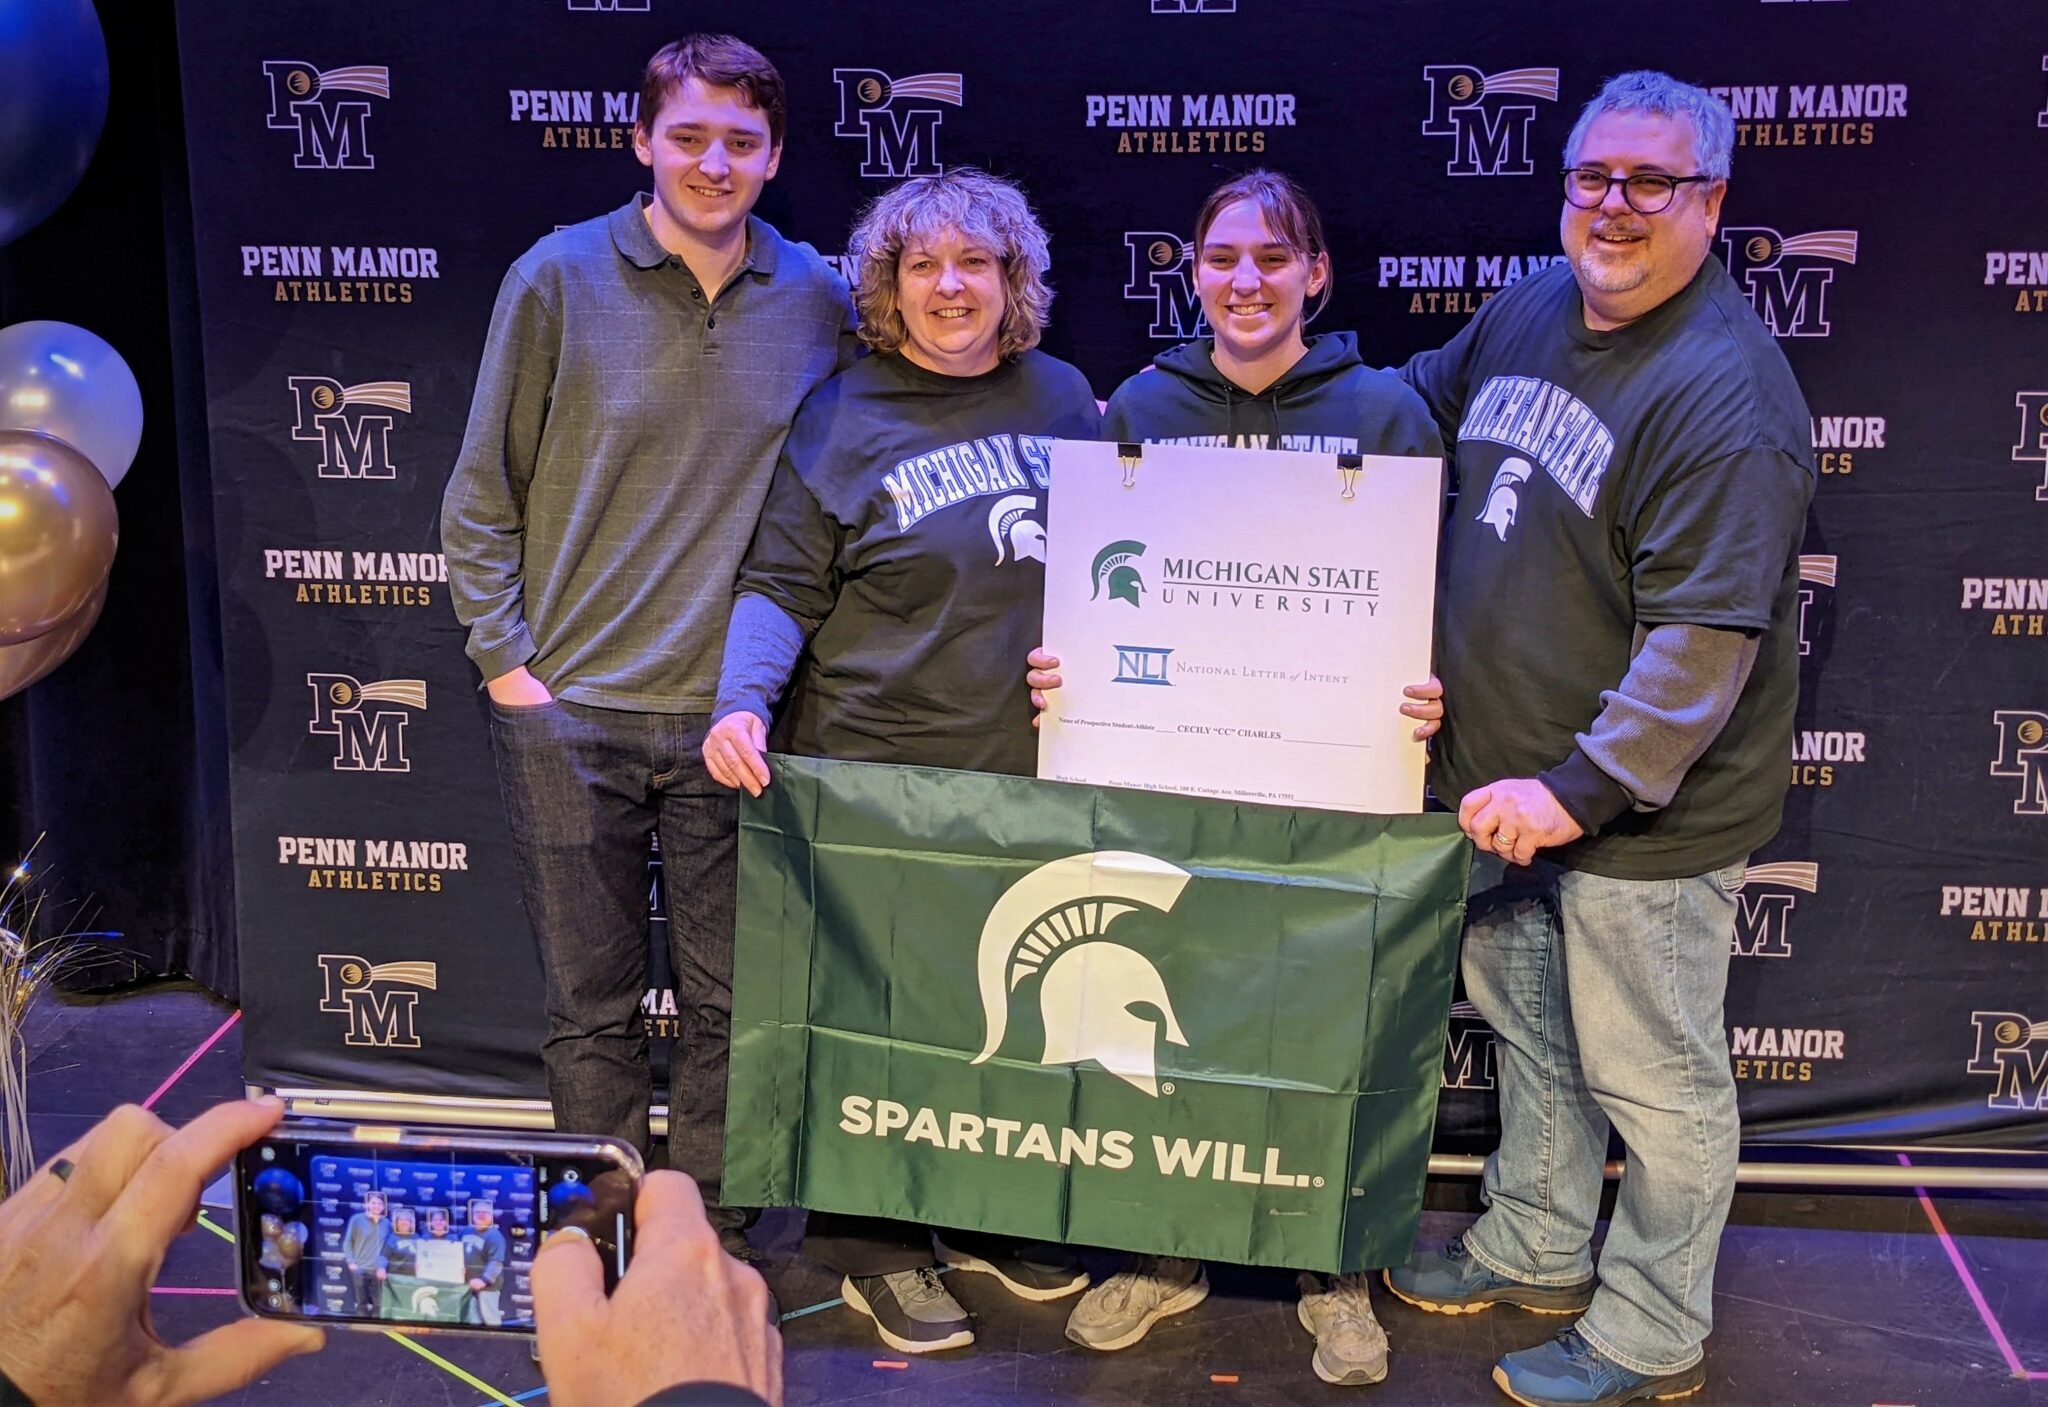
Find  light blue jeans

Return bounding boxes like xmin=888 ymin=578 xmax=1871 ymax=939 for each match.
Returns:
xmin=1459 ymin=850 xmax=1746 ymax=1377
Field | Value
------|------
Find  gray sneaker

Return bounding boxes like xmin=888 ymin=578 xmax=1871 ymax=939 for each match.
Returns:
xmin=1064 ymin=1255 xmax=1209 ymax=1351
xmin=1297 ymin=1271 xmax=1390 ymax=1386
xmin=842 ymin=1267 xmax=974 ymax=1355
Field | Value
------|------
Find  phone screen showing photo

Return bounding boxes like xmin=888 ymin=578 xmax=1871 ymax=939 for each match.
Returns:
xmin=237 ymin=1134 xmax=632 ymax=1333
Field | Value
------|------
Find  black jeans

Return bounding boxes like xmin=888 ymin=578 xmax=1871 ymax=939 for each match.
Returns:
xmin=488 ymin=697 xmax=749 ymax=1234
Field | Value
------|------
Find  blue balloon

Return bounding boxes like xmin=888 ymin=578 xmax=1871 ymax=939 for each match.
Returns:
xmin=0 ymin=0 xmax=110 ymax=248
xmin=253 ymin=1166 xmax=306 ymax=1216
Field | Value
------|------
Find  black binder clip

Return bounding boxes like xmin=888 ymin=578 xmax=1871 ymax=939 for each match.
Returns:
xmin=1118 ymin=441 xmax=1143 ymax=489
xmin=1337 ymin=452 xmax=1363 ymax=501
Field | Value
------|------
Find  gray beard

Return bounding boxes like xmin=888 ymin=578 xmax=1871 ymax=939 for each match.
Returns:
xmin=1575 ymin=245 xmax=1651 ymax=293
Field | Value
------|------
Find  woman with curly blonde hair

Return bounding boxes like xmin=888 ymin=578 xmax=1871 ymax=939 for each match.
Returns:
xmin=702 ymin=167 xmax=1099 ymax=1356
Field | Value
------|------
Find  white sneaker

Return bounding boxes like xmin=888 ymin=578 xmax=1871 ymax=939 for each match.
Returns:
xmin=1297 ymin=1271 xmax=1389 ymax=1386
xmin=1063 ymin=1255 xmax=1209 ymax=1351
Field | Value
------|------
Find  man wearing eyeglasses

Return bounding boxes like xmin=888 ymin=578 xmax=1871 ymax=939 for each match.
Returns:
xmin=1386 ymin=71 xmax=1814 ymax=1407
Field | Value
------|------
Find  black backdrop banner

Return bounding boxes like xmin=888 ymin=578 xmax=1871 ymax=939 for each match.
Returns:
xmin=171 ymin=1 xmax=2048 ymax=1147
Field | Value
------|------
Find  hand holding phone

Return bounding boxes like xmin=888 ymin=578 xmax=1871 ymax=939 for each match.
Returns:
xmin=237 ymin=1120 xmax=640 ymax=1336
xmin=0 ymin=1098 xmax=324 ymax=1407
xmin=534 ymin=1171 xmax=782 ymax=1407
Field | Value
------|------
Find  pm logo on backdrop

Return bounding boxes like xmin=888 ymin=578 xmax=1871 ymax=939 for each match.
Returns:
xmin=834 ymin=68 xmax=964 ymax=177
xmin=1124 ymin=233 xmax=1207 ymax=339
xmin=1730 ymin=862 xmax=1818 ymax=959
xmin=1719 ymin=227 xmax=1858 ymax=337
xmin=2013 ymin=391 xmax=2048 ymax=501
xmin=1990 ymin=710 xmax=2048 ymax=815
xmin=262 ymin=61 xmax=389 ymax=169
xmin=1421 ymin=65 xmax=1559 ymax=176
xmin=1966 ymin=1011 xmax=2048 ymax=1112
xmin=288 ymin=377 xmax=412 ymax=480
xmin=317 ymin=954 xmax=437 ymax=1048
xmin=307 ymin=674 xmax=427 ymax=773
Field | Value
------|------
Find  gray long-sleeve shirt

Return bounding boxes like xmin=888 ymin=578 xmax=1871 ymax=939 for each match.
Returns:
xmin=342 ymin=1212 xmax=389 ymax=1270
xmin=441 ymin=195 xmax=858 ymax=710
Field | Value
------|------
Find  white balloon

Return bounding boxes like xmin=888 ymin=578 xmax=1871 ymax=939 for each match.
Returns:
xmin=0 ymin=321 xmax=143 ymax=489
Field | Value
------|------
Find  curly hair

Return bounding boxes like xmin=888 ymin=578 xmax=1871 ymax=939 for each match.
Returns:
xmin=848 ymin=168 xmax=1053 ymax=360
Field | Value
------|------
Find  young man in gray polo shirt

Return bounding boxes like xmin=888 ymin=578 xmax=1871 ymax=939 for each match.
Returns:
xmin=441 ymin=34 xmax=856 ymax=1255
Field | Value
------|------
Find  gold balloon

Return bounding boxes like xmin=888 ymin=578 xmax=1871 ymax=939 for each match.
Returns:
xmin=0 ymin=580 xmax=105 ymax=701
xmin=0 ymin=429 xmax=117 ymax=645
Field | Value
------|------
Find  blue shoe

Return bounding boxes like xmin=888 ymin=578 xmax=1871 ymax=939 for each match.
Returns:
xmin=1493 ymin=1328 xmax=1706 ymax=1406
xmin=1382 ymin=1237 xmax=1595 ymax=1316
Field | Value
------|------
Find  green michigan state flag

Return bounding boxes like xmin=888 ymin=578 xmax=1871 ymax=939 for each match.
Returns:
xmin=724 ymin=756 xmax=1471 ymax=1273
xmin=378 ymin=1275 xmax=472 ymax=1323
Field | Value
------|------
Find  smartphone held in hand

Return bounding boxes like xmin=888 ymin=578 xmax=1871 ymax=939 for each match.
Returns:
xmin=234 ymin=1119 xmax=641 ymax=1337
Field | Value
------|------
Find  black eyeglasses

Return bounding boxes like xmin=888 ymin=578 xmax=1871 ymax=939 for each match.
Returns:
xmin=1562 ymin=167 xmax=1717 ymax=215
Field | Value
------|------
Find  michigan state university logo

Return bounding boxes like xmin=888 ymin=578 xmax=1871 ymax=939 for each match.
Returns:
xmin=1718 ymin=226 xmax=1859 ymax=337
xmin=262 ymin=60 xmax=389 ymax=169
xmin=1475 ymin=456 xmax=1534 ymax=541
xmin=307 ymin=673 xmax=426 ymax=772
xmin=1991 ymin=709 xmax=2048 ymax=815
xmin=987 ymin=495 xmax=1046 ymax=565
xmin=1124 ymin=233 xmax=1208 ymax=339
xmin=317 ymin=953 xmax=437 ymax=1047
xmin=289 ymin=377 xmax=412 ymax=480
xmin=1092 ymin=540 xmax=1148 ymax=605
xmin=833 ymin=67 xmax=963 ymax=177
xmin=1421 ymin=65 xmax=1559 ymax=176
xmin=971 ymin=852 xmax=1192 ymax=1096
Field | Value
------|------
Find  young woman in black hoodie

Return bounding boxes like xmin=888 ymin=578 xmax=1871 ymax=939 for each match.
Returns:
xmin=1037 ymin=170 xmax=1444 ymax=1389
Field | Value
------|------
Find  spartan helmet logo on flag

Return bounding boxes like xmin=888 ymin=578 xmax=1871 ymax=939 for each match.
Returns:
xmin=971 ymin=851 xmax=1192 ymax=1096
xmin=1476 ymin=456 xmax=1534 ymax=541
xmin=987 ymin=494 xmax=1046 ymax=565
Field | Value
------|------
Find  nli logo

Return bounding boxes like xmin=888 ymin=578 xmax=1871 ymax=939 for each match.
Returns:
xmin=317 ymin=953 xmax=437 ymax=1047
xmin=307 ymin=673 xmax=427 ymax=772
xmin=833 ymin=67 xmax=963 ymax=177
xmin=1124 ymin=233 xmax=1208 ymax=339
xmin=970 ymin=851 xmax=1192 ymax=1095
xmin=1719 ymin=227 xmax=1859 ymax=337
xmin=1114 ymin=646 xmax=1173 ymax=685
xmin=1421 ymin=65 xmax=1559 ymax=176
xmin=262 ymin=61 xmax=389 ymax=169
xmin=1991 ymin=710 xmax=2048 ymax=816
xmin=1966 ymin=1010 xmax=2048 ymax=1112
xmin=288 ymin=377 xmax=412 ymax=480
xmin=987 ymin=495 xmax=1046 ymax=565
xmin=1092 ymin=539 xmax=1148 ymax=605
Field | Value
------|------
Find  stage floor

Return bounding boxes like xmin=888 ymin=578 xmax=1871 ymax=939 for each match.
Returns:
xmin=22 ymin=980 xmax=2048 ymax=1407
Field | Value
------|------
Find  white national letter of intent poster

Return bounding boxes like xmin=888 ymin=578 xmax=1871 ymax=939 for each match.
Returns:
xmin=1038 ymin=440 xmax=1442 ymax=814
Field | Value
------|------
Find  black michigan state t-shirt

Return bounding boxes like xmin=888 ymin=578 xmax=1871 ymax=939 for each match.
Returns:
xmin=736 ymin=349 xmax=1101 ymax=777
xmin=1403 ymin=259 xmax=1815 ymax=880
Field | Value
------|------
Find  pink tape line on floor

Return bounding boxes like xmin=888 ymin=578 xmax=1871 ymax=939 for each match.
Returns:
xmin=139 ymin=1010 xmax=242 ymax=1112
xmin=1898 ymin=1153 xmax=2048 ymax=1381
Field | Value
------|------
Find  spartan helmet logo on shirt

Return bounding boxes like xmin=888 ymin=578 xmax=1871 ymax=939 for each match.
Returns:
xmin=971 ymin=851 xmax=1192 ymax=1096
xmin=987 ymin=494 xmax=1046 ymax=565
xmin=1476 ymin=456 xmax=1535 ymax=542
